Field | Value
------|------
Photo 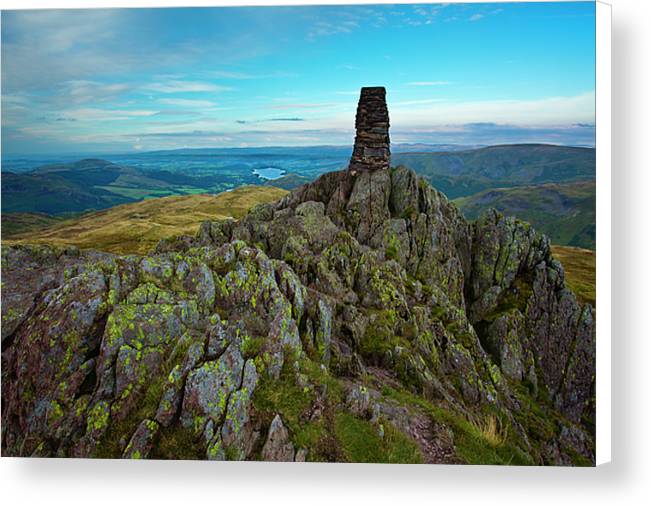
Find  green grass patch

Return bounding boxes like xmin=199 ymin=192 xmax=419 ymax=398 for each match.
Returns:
xmin=381 ymin=386 xmax=534 ymax=466
xmin=95 ymin=185 xmax=162 ymax=200
xmin=94 ymin=376 xmax=167 ymax=458
xmin=334 ymin=412 xmax=422 ymax=464
xmin=359 ymin=309 xmax=408 ymax=358
xmin=152 ymin=424 xmax=205 ymax=460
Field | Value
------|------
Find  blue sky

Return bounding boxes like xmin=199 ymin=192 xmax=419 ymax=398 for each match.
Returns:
xmin=1 ymin=2 xmax=596 ymax=154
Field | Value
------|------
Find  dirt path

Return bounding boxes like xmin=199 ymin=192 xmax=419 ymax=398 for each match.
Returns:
xmin=365 ymin=367 xmax=460 ymax=465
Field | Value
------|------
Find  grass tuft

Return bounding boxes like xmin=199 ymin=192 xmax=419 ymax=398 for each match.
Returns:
xmin=468 ymin=414 xmax=508 ymax=448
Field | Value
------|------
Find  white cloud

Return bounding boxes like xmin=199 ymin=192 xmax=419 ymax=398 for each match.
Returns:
xmin=393 ymin=98 xmax=447 ymax=107
xmin=407 ymin=81 xmax=452 ymax=86
xmin=391 ymin=91 xmax=596 ymax=126
xmin=158 ymin=98 xmax=218 ymax=108
xmin=62 ymin=80 xmax=132 ymax=104
xmin=145 ymin=81 xmax=232 ymax=94
xmin=1 ymin=10 xmax=260 ymax=93
xmin=1 ymin=10 xmax=130 ymax=92
xmin=469 ymin=14 xmax=484 ymax=22
xmin=267 ymin=103 xmax=335 ymax=110
xmin=207 ymin=71 xmax=251 ymax=79
xmin=207 ymin=70 xmax=297 ymax=80
xmin=61 ymin=108 xmax=159 ymax=122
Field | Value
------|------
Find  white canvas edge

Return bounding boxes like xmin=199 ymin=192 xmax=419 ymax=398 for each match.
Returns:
xmin=596 ymin=0 xmax=612 ymax=467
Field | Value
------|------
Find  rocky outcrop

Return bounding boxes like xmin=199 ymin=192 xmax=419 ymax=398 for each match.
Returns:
xmin=3 ymin=84 xmax=597 ymax=464
xmin=467 ymin=209 xmax=595 ymax=424
xmin=1 ymin=164 xmax=595 ymax=465
xmin=261 ymin=414 xmax=295 ymax=462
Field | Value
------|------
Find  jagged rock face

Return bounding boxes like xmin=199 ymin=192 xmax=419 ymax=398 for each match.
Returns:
xmin=1 ymin=165 xmax=595 ymax=465
xmin=349 ymin=87 xmax=390 ymax=173
xmin=466 ymin=210 xmax=595 ymax=423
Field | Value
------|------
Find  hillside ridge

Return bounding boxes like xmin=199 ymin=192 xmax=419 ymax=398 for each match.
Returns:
xmin=3 ymin=186 xmax=288 ymax=255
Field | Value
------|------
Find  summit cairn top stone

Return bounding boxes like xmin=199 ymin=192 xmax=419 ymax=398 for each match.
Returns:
xmin=348 ymin=86 xmax=390 ymax=174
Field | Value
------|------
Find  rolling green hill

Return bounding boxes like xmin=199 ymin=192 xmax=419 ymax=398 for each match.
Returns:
xmin=263 ymin=173 xmax=313 ymax=190
xmin=1 ymin=158 xmax=256 ymax=215
xmin=1 ymin=212 xmax=64 ymax=237
xmin=1 ymin=165 xmax=134 ymax=214
xmin=393 ymin=144 xmax=595 ymax=199
xmin=3 ymin=185 xmax=287 ymax=255
xmin=454 ymin=181 xmax=595 ymax=249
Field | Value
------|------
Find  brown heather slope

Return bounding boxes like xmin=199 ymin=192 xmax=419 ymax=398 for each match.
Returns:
xmin=2 ymin=185 xmax=287 ymax=255
xmin=550 ymin=245 xmax=596 ymax=307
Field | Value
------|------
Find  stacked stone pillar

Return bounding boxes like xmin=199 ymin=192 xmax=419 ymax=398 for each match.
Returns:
xmin=348 ymin=87 xmax=390 ymax=173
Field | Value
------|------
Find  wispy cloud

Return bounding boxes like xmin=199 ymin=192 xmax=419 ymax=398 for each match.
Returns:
xmin=392 ymin=4 xmax=448 ymax=27
xmin=392 ymin=122 xmax=595 ymax=147
xmin=392 ymin=91 xmax=596 ymax=125
xmin=268 ymin=103 xmax=335 ymax=110
xmin=145 ymin=81 xmax=231 ymax=93
xmin=305 ymin=6 xmax=392 ymax=40
xmin=60 ymin=108 xmax=159 ymax=122
xmin=307 ymin=20 xmax=357 ymax=40
xmin=153 ymin=110 xmax=202 ymax=117
xmin=236 ymin=117 xmax=304 ymax=124
xmin=393 ymin=98 xmax=447 ymax=107
xmin=158 ymin=98 xmax=218 ymax=108
xmin=2 ymin=10 xmax=136 ymax=92
xmin=207 ymin=70 xmax=296 ymax=80
xmin=407 ymin=81 xmax=452 ymax=86
xmin=61 ymin=80 xmax=131 ymax=104
xmin=469 ymin=14 xmax=484 ymax=22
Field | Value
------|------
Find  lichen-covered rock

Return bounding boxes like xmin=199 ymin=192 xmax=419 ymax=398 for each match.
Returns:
xmin=123 ymin=419 xmax=159 ymax=459
xmin=261 ymin=414 xmax=295 ymax=462
xmin=181 ymin=345 xmax=245 ymax=437
xmin=346 ymin=384 xmax=372 ymax=418
xmin=220 ymin=360 xmax=258 ymax=460
xmin=1 ymin=161 xmax=595 ymax=465
xmin=467 ymin=209 xmax=595 ymax=423
xmin=482 ymin=310 xmax=526 ymax=381
xmin=155 ymin=335 xmax=205 ymax=427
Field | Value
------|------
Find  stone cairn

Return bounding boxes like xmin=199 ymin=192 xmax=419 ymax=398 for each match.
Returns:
xmin=348 ymin=86 xmax=390 ymax=174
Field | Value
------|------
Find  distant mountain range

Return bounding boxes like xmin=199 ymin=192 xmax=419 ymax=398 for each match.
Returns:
xmin=393 ymin=144 xmax=595 ymax=199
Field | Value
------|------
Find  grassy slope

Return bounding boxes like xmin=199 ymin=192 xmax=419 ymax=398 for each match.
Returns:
xmin=263 ymin=173 xmax=313 ymax=190
xmin=454 ymin=181 xmax=595 ymax=249
xmin=1 ymin=212 xmax=64 ymax=237
xmin=3 ymin=185 xmax=287 ymax=255
xmin=550 ymin=245 xmax=596 ymax=307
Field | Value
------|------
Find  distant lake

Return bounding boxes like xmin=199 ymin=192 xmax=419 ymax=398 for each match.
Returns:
xmin=252 ymin=167 xmax=285 ymax=180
